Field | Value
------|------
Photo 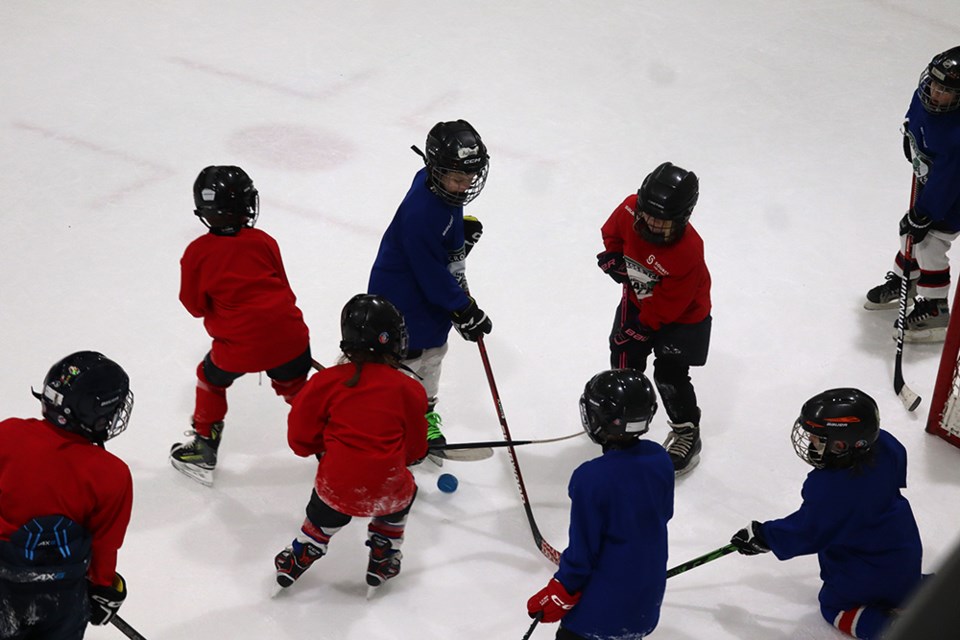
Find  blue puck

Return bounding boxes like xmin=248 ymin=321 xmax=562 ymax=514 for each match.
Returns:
xmin=437 ymin=473 xmax=459 ymax=493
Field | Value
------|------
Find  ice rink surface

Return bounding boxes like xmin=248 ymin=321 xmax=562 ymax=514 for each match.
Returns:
xmin=1 ymin=2 xmax=959 ymax=638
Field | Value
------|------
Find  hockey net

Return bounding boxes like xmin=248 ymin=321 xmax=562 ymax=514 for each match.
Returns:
xmin=926 ymin=281 xmax=960 ymax=448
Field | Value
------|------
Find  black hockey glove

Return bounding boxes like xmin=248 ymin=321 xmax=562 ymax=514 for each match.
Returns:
xmin=451 ymin=298 xmax=492 ymax=342
xmin=899 ymin=208 xmax=932 ymax=243
xmin=88 ymin=572 xmax=126 ymax=625
xmin=596 ymin=251 xmax=628 ymax=284
xmin=463 ymin=215 xmax=483 ymax=257
xmin=730 ymin=521 xmax=770 ymax=556
xmin=612 ymin=312 xmax=652 ymax=346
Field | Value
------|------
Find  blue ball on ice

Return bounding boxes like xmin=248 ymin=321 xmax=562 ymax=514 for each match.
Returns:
xmin=437 ymin=473 xmax=459 ymax=493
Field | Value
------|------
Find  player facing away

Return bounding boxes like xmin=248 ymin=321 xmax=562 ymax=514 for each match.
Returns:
xmin=0 ymin=352 xmax=134 ymax=638
xmin=527 ymin=369 xmax=674 ymax=639
xmin=171 ymin=166 xmax=312 ymax=486
xmin=597 ymin=162 xmax=712 ymax=476
xmin=864 ymin=46 xmax=960 ymax=342
xmin=729 ymin=388 xmax=923 ymax=640
xmin=367 ymin=120 xmax=493 ymax=452
xmin=274 ymin=294 xmax=428 ymax=593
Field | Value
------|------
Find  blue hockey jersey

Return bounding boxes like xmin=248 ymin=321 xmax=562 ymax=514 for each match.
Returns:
xmin=760 ymin=429 xmax=923 ymax=612
xmin=904 ymin=92 xmax=960 ymax=229
xmin=368 ymin=168 xmax=471 ymax=350
xmin=554 ymin=440 xmax=674 ymax=640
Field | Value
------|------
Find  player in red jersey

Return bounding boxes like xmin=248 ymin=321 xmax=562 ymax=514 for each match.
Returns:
xmin=273 ymin=294 xmax=428 ymax=593
xmin=597 ymin=162 xmax=712 ymax=476
xmin=170 ymin=166 xmax=312 ymax=486
xmin=0 ymin=351 xmax=134 ymax=637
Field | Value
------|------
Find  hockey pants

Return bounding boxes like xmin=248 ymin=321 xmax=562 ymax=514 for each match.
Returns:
xmin=610 ymin=302 xmax=711 ymax=427
xmin=402 ymin=343 xmax=448 ymax=409
xmin=893 ymin=228 xmax=959 ymax=300
xmin=193 ymin=347 xmax=312 ymax=436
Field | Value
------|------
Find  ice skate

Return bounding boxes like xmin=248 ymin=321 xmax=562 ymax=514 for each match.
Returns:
xmin=274 ymin=539 xmax=325 ymax=589
xmin=663 ymin=422 xmax=701 ymax=477
xmin=169 ymin=422 xmax=222 ymax=487
xmin=894 ymin=297 xmax=949 ymax=343
xmin=865 ymin=271 xmax=916 ymax=310
xmin=365 ymin=533 xmax=402 ymax=595
xmin=425 ymin=411 xmax=446 ymax=466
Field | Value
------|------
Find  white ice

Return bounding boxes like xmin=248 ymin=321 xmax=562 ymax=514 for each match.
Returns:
xmin=1 ymin=2 xmax=959 ymax=639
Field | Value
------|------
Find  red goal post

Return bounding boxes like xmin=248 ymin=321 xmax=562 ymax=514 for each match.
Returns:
xmin=926 ymin=281 xmax=960 ymax=448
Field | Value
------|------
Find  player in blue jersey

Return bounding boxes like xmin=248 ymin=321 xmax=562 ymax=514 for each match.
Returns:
xmin=729 ymin=388 xmax=923 ymax=640
xmin=527 ymin=369 xmax=674 ymax=640
xmin=865 ymin=46 xmax=960 ymax=342
xmin=368 ymin=120 xmax=493 ymax=448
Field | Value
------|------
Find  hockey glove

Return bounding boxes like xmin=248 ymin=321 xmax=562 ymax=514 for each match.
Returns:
xmin=899 ymin=208 xmax=932 ymax=243
xmin=463 ymin=215 xmax=483 ymax=257
xmin=596 ymin=250 xmax=628 ymax=284
xmin=612 ymin=313 xmax=653 ymax=346
xmin=527 ymin=578 xmax=581 ymax=623
xmin=451 ymin=298 xmax=492 ymax=342
xmin=731 ymin=521 xmax=770 ymax=556
xmin=88 ymin=572 xmax=126 ymax=626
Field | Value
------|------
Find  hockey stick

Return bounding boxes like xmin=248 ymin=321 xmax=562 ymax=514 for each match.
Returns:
xmin=894 ymin=176 xmax=922 ymax=412
xmin=111 ymin=614 xmax=148 ymax=640
xmin=666 ymin=543 xmax=737 ymax=579
xmin=521 ymin=613 xmax=542 ymax=640
xmin=431 ymin=431 xmax=584 ymax=451
xmin=477 ymin=336 xmax=562 ymax=565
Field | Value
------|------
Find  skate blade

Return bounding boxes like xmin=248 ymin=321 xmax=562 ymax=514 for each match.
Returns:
xmin=896 ymin=328 xmax=947 ymax=343
xmin=863 ymin=300 xmax=901 ymax=310
xmin=170 ymin=458 xmax=215 ymax=487
xmin=674 ymin=453 xmax=701 ymax=477
xmin=366 ymin=585 xmax=379 ymax=600
xmin=270 ymin=581 xmax=288 ymax=598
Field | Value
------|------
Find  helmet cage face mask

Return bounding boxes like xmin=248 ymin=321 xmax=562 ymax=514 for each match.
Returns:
xmin=428 ymin=165 xmax=489 ymax=206
xmin=918 ymin=69 xmax=960 ymax=113
xmin=634 ymin=163 xmax=699 ymax=245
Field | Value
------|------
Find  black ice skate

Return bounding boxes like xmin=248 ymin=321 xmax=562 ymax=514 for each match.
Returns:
xmin=365 ymin=533 xmax=402 ymax=596
xmin=274 ymin=539 xmax=325 ymax=589
xmin=663 ymin=423 xmax=701 ymax=477
xmin=865 ymin=271 xmax=916 ymax=310
xmin=169 ymin=422 xmax=223 ymax=487
xmin=895 ymin=297 xmax=949 ymax=343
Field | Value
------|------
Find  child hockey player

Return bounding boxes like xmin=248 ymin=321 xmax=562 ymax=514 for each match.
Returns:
xmin=274 ymin=294 xmax=428 ymax=593
xmin=171 ymin=165 xmax=312 ymax=486
xmin=864 ymin=45 xmax=960 ymax=343
xmin=729 ymin=388 xmax=924 ymax=640
xmin=0 ymin=351 xmax=134 ymax=637
xmin=597 ymin=162 xmax=712 ymax=476
xmin=527 ymin=368 xmax=674 ymax=639
xmin=367 ymin=120 xmax=493 ymax=450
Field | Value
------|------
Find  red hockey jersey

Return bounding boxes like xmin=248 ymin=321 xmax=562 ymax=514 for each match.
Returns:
xmin=0 ymin=418 xmax=132 ymax=587
xmin=601 ymin=194 xmax=711 ymax=330
xmin=179 ymin=227 xmax=310 ymax=372
xmin=287 ymin=363 xmax=428 ymax=516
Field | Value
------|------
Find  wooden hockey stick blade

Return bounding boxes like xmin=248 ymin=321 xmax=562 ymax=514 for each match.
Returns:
xmin=429 ymin=447 xmax=494 ymax=462
xmin=666 ymin=543 xmax=737 ymax=578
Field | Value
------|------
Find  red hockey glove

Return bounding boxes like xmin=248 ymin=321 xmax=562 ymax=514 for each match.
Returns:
xmin=730 ymin=521 xmax=770 ymax=556
xmin=596 ymin=251 xmax=628 ymax=284
xmin=527 ymin=578 xmax=581 ymax=623
xmin=88 ymin=572 xmax=126 ymax=625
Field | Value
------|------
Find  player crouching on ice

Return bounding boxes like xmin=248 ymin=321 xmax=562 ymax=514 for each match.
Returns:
xmin=274 ymin=294 xmax=427 ymax=594
xmin=527 ymin=369 xmax=674 ymax=640
xmin=729 ymin=388 xmax=924 ymax=640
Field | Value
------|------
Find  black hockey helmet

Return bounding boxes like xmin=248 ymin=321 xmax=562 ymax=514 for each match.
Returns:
xmin=791 ymin=388 xmax=880 ymax=469
xmin=193 ymin=165 xmax=260 ymax=234
xmin=33 ymin=351 xmax=134 ymax=444
xmin=634 ymin=162 xmax=699 ymax=245
xmin=579 ymin=369 xmax=658 ymax=445
xmin=421 ymin=120 xmax=490 ymax=206
xmin=918 ymin=46 xmax=960 ymax=113
xmin=340 ymin=294 xmax=408 ymax=359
